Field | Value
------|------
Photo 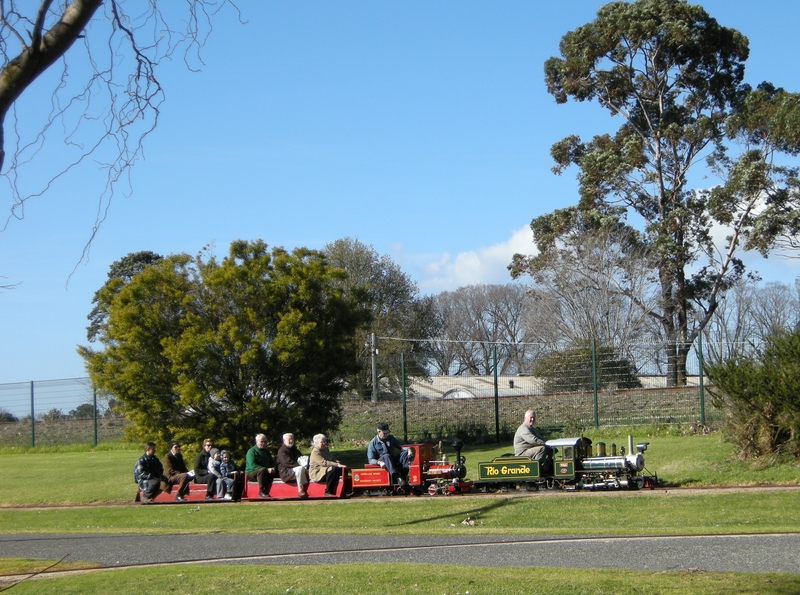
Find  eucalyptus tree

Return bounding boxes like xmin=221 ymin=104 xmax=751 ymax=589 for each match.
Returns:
xmin=512 ymin=0 xmax=800 ymax=384
xmin=79 ymin=240 xmax=369 ymax=458
xmin=514 ymin=214 xmax=659 ymax=350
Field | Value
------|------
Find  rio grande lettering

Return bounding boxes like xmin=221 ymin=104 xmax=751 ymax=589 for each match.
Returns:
xmin=485 ymin=464 xmax=531 ymax=476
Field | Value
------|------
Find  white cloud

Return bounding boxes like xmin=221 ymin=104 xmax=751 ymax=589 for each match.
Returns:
xmin=395 ymin=226 xmax=537 ymax=294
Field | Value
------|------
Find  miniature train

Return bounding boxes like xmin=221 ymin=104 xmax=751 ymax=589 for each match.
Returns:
xmin=136 ymin=435 xmax=656 ymax=503
xmin=135 ymin=441 xmax=470 ymax=503
xmin=473 ymin=435 xmax=658 ymax=492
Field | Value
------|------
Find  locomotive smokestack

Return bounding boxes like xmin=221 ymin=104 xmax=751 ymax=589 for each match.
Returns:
xmin=451 ymin=440 xmax=467 ymax=479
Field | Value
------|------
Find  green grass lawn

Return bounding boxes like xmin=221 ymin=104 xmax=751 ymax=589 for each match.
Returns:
xmin=2 ymin=563 xmax=798 ymax=595
xmin=0 ymin=431 xmax=797 ymax=538
xmin=1 ymin=432 xmax=798 ymax=588
xmin=1 ymin=489 xmax=798 ymax=535
xmin=2 ymin=430 xmax=797 ymax=507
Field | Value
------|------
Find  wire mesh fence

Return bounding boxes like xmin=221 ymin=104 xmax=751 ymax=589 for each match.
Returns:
xmin=0 ymin=378 xmax=127 ymax=446
xmin=1 ymin=338 xmax=730 ymax=447
xmin=341 ymin=338 xmax=720 ymax=444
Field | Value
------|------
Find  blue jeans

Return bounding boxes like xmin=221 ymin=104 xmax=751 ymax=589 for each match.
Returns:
xmin=378 ymin=448 xmax=410 ymax=481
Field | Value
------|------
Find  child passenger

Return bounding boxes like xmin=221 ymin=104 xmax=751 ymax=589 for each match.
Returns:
xmin=219 ymin=450 xmax=240 ymax=500
xmin=207 ymin=447 xmax=223 ymax=500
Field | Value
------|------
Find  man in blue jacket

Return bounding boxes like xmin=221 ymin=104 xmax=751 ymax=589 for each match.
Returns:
xmin=367 ymin=422 xmax=410 ymax=485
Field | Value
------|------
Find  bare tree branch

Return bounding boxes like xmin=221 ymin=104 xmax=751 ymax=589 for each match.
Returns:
xmin=0 ymin=0 xmax=240 ymax=261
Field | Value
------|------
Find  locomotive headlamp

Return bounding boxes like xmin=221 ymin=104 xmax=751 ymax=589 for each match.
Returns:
xmin=636 ymin=443 xmax=649 ymax=453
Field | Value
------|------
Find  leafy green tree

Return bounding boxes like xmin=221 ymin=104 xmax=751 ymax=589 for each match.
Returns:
xmin=512 ymin=0 xmax=800 ymax=385
xmin=706 ymin=329 xmax=800 ymax=460
xmin=323 ymin=237 xmax=441 ymax=400
xmin=79 ymin=240 xmax=369 ymax=458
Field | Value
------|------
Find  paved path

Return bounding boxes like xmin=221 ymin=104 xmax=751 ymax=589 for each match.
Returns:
xmin=1 ymin=533 xmax=798 ymax=574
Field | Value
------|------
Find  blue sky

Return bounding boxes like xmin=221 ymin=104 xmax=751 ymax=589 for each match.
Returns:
xmin=2 ymin=0 xmax=800 ymax=385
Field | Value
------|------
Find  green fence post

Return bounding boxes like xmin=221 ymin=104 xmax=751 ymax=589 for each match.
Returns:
xmin=401 ymin=352 xmax=408 ymax=443
xmin=592 ymin=339 xmax=599 ymax=429
xmin=30 ymin=380 xmax=35 ymax=447
xmin=698 ymin=333 xmax=706 ymax=426
xmin=93 ymin=387 xmax=98 ymax=447
xmin=493 ymin=346 xmax=500 ymax=442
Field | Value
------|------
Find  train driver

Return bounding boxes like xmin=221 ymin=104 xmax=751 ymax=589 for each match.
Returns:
xmin=367 ymin=422 xmax=410 ymax=486
xmin=513 ymin=409 xmax=552 ymax=473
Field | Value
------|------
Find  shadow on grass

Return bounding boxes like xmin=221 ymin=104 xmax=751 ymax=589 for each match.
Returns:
xmin=388 ymin=495 xmax=516 ymax=527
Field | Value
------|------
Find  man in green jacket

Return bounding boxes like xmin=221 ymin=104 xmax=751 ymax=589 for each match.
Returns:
xmin=246 ymin=433 xmax=276 ymax=498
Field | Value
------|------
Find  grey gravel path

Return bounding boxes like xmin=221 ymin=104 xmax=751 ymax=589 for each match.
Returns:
xmin=1 ymin=533 xmax=798 ymax=574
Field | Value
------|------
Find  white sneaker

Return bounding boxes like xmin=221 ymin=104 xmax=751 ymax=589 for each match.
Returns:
xmin=223 ymin=494 xmax=233 ymax=500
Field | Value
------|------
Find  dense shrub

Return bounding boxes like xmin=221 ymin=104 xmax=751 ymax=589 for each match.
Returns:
xmin=0 ymin=409 xmax=18 ymax=423
xmin=532 ymin=344 xmax=642 ymax=394
xmin=706 ymin=329 xmax=800 ymax=460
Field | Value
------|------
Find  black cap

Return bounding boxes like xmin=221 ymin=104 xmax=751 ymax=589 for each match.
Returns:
xmin=169 ymin=441 xmax=180 ymax=449
xmin=377 ymin=422 xmax=390 ymax=432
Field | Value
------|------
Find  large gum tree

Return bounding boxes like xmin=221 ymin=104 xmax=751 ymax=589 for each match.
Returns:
xmin=511 ymin=0 xmax=800 ymax=385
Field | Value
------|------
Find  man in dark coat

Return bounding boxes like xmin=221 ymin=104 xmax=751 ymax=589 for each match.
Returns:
xmin=276 ymin=433 xmax=309 ymax=498
xmin=134 ymin=442 xmax=167 ymax=503
xmin=163 ymin=441 xmax=193 ymax=501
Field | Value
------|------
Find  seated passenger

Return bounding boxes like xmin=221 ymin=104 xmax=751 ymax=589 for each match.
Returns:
xmin=135 ymin=442 xmax=168 ymax=503
xmin=513 ymin=409 xmax=552 ymax=472
xmin=207 ymin=447 xmax=223 ymax=500
xmin=367 ymin=422 xmax=410 ymax=485
xmin=193 ymin=438 xmax=217 ymax=499
xmin=276 ymin=433 xmax=309 ymax=498
xmin=219 ymin=450 xmax=241 ymax=500
xmin=309 ymin=433 xmax=347 ymax=496
xmin=163 ymin=441 xmax=193 ymax=501
xmin=246 ymin=433 xmax=277 ymax=498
